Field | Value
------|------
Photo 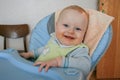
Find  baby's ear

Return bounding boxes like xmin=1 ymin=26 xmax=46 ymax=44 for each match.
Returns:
xmin=55 ymin=22 xmax=57 ymax=26
xmin=55 ymin=21 xmax=58 ymax=27
xmin=54 ymin=22 xmax=58 ymax=32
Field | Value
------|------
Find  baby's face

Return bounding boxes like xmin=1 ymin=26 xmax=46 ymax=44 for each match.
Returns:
xmin=55 ymin=9 xmax=88 ymax=46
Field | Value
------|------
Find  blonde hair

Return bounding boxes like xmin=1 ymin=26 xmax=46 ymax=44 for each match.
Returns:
xmin=59 ymin=5 xmax=89 ymax=22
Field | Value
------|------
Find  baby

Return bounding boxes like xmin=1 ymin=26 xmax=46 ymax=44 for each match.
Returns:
xmin=20 ymin=5 xmax=91 ymax=74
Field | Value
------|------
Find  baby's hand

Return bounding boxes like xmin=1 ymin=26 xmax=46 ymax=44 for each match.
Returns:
xmin=34 ymin=56 xmax=62 ymax=72
xmin=20 ymin=52 xmax=33 ymax=59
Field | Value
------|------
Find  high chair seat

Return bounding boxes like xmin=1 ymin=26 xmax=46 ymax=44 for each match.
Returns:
xmin=0 ymin=10 xmax=113 ymax=80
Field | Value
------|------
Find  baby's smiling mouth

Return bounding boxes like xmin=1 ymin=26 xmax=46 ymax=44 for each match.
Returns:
xmin=64 ymin=35 xmax=75 ymax=39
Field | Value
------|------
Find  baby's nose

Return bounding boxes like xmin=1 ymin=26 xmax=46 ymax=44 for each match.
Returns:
xmin=68 ymin=28 xmax=74 ymax=34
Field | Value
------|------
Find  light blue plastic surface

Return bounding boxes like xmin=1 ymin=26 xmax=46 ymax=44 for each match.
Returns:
xmin=0 ymin=49 xmax=82 ymax=80
xmin=29 ymin=14 xmax=51 ymax=51
xmin=90 ymin=25 xmax=112 ymax=71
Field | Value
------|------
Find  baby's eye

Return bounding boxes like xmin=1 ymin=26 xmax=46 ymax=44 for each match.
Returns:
xmin=63 ymin=24 xmax=69 ymax=27
xmin=75 ymin=27 xmax=81 ymax=31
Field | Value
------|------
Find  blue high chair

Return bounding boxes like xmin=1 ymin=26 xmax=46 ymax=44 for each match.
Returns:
xmin=0 ymin=13 xmax=112 ymax=80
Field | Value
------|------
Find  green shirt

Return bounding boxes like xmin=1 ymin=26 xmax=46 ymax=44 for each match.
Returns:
xmin=36 ymin=38 xmax=87 ymax=61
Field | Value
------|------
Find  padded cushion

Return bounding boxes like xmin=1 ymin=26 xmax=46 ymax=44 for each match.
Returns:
xmin=29 ymin=14 xmax=52 ymax=51
xmin=90 ymin=25 xmax=112 ymax=70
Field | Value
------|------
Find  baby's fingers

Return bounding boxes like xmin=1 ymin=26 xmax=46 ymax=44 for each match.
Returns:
xmin=34 ymin=62 xmax=45 ymax=72
xmin=44 ymin=65 xmax=50 ymax=72
xmin=34 ymin=61 xmax=42 ymax=66
xmin=39 ymin=63 xmax=46 ymax=72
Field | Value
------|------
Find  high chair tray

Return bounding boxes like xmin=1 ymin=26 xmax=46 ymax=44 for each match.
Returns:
xmin=0 ymin=49 xmax=83 ymax=80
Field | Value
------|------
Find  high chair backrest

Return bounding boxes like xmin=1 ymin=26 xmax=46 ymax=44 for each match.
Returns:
xmin=29 ymin=13 xmax=113 ymax=72
xmin=0 ymin=24 xmax=29 ymax=52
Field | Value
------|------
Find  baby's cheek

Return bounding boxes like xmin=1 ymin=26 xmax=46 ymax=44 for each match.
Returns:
xmin=75 ymin=39 xmax=82 ymax=45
